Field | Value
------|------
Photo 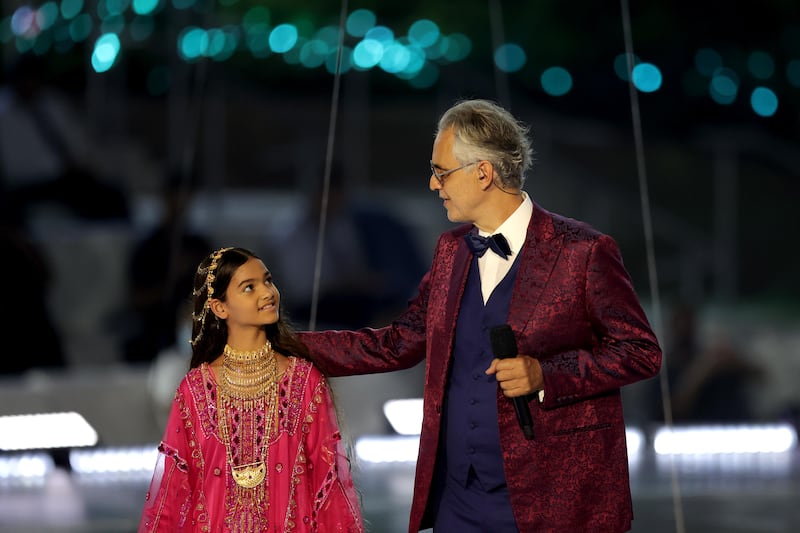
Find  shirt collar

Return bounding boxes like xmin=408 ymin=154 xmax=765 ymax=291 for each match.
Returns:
xmin=477 ymin=192 xmax=532 ymax=256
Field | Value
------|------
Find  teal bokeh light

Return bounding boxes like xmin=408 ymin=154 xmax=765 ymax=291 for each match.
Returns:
xmin=407 ymin=62 xmax=439 ymax=89
xmin=750 ymin=87 xmax=778 ymax=117
xmin=313 ymin=26 xmax=339 ymax=51
xmin=325 ymin=46 xmax=353 ymax=74
xmin=325 ymin=46 xmax=352 ymax=74
xmin=443 ymin=33 xmax=471 ymax=62
xmin=130 ymin=15 xmax=154 ymax=41
xmin=540 ymin=66 xmax=572 ymax=96
xmin=172 ymin=0 xmax=195 ymax=10
xmin=695 ymin=48 xmax=723 ymax=76
xmin=91 ymin=32 xmax=121 ymax=72
xmin=132 ymin=0 xmax=159 ymax=16
xmin=243 ymin=6 xmax=270 ymax=30
xmin=408 ymin=19 xmax=439 ymax=48
xmin=178 ymin=27 xmax=207 ymax=60
xmin=269 ymin=23 xmax=297 ymax=54
xmin=69 ymin=14 xmax=93 ymax=42
xmin=747 ymin=50 xmax=775 ymax=80
xmin=346 ymin=9 xmax=375 ymax=38
xmin=614 ymin=52 xmax=639 ymax=81
xmin=709 ymin=67 xmax=739 ymax=104
xmin=352 ymin=39 xmax=383 ymax=69
xmin=38 ymin=2 xmax=59 ymax=30
xmin=300 ymin=39 xmax=328 ymax=68
xmin=494 ymin=43 xmax=526 ymax=73
xmin=101 ymin=14 xmax=126 ymax=35
xmin=61 ymin=0 xmax=85 ymax=19
xmin=632 ymin=63 xmax=662 ymax=92
xmin=365 ymin=25 xmax=393 ymax=44
xmin=379 ymin=42 xmax=410 ymax=74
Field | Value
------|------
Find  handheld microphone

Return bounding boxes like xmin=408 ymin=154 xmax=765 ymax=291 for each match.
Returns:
xmin=490 ymin=324 xmax=535 ymax=440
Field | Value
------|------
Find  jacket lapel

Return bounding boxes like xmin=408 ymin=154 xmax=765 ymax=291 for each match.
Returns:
xmin=508 ymin=203 xmax=562 ymax=336
xmin=427 ymin=227 xmax=472 ymax=386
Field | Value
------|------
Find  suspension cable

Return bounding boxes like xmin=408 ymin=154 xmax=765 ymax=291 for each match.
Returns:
xmin=619 ymin=1 xmax=684 ymax=531
xmin=308 ymin=0 xmax=349 ymax=332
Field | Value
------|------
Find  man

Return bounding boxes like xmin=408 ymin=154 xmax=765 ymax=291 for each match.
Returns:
xmin=299 ymin=99 xmax=661 ymax=532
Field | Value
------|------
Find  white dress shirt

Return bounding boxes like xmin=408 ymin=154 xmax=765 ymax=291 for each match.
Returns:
xmin=476 ymin=192 xmax=533 ymax=304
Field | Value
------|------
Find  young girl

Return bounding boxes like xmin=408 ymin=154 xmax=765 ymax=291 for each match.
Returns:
xmin=139 ymin=247 xmax=364 ymax=532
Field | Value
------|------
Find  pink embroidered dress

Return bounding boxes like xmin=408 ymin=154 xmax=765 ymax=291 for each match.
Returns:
xmin=139 ymin=357 xmax=364 ymax=532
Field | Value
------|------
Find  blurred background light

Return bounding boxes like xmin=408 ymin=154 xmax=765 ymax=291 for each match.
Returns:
xmin=269 ymin=23 xmax=297 ymax=54
xmin=61 ymin=0 xmax=85 ymax=20
xmin=614 ymin=52 xmax=639 ymax=81
xmin=442 ymin=33 xmax=471 ymax=61
xmin=0 ymin=413 xmax=98 ymax=452
xmin=750 ymin=86 xmax=779 ymax=117
xmin=747 ymin=50 xmax=775 ymax=80
xmin=353 ymin=38 xmax=383 ymax=69
xmin=709 ymin=67 xmax=740 ymax=104
xmin=632 ymin=62 xmax=663 ymax=93
xmin=407 ymin=19 xmax=439 ymax=49
xmin=379 ymin=41 xmax=411 ymax=74
xmin=178 ymin=26 xmax=207 ymax=61
xmin=540 ymin=66 xmax=573 ymax=96
xmin=91 ymin=32 xmax=121 ymax=72
xmin=242 ymin=5 xmax=270 ymax=30
xmin=346 ymin=8 xmax=376 ymax=38
xmin=132 ymin=0 xmax=159 ymax=17
xmin=325 ymin=46 xmax=353 ymax=74
xmin=695 ymin=47 xmax=723 ymax=76
xmin=129 ymin=15 xmax=154 ymax=42
xmin=654 ymin=424 xmax=797 ymax=455
xmin=68 ymin=13 xmax=93 ymax=42
xmin=494 ymin=42 xmax=526 ymax=73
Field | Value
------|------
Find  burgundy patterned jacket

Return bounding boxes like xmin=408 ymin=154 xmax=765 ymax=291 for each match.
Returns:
xmin=298 ymin=203 xmax=662 ymax=532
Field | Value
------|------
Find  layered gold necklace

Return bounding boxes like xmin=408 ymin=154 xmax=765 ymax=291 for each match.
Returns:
xmin=216 ymin=341 xmax=279 ymax=530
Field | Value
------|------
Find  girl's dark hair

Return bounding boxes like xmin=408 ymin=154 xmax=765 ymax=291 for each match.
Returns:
xmin=188 ymin=247 xmax=310 ymax=368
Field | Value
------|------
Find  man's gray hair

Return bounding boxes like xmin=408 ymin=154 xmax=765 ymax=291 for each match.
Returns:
xmin=436 ymin=99 xmax=534 ymax=189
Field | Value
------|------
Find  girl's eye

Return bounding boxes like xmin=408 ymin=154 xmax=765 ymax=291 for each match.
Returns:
xmin=243 ymin=283 xmax=254 ymax=292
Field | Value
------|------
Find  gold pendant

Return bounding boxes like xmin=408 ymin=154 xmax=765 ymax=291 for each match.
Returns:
xmin=231 ymin=461 xmax=266 ymax=488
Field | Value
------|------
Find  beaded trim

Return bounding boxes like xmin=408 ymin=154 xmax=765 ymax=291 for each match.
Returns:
xmin=190 ymin=247 xmax=234 ymax=346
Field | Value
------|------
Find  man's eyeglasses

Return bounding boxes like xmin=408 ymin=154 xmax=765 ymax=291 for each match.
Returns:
xmin=429 ymin=160 xmax=479 ymax=184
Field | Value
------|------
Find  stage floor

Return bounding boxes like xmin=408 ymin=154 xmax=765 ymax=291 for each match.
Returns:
xmin=1 ymin=440 xmax=798 ymax=533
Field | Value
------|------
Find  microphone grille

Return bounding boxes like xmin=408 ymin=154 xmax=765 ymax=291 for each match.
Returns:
xmin=490 ymin=324 xmax=517 ymax=359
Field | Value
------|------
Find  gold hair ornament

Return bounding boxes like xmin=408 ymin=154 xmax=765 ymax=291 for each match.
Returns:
xmin=190 ymin=247 xmax=234 ymax=346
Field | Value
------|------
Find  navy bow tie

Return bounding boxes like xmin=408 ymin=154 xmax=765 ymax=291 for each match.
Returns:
xmin=464 ymin=232 xmax=511 ymax=259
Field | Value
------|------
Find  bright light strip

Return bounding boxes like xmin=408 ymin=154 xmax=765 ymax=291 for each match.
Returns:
xmin=70 ymin=445 xmax=158 ymax=477
xmin=626 ymin=427 xmax=644 ymax=459
xmin=0 ymin=412 xmax=98 ymax=451
xmin=382 ymin=398 xmax=646 ymax=462
xmin=653 ymin=424 xmax=798 ymax=455
xmin=355 ymin=435 xmax=420 ymax=463
xmin=0 ymin=452 xmax=53 ymax=483
xmin=383 ymin=398 xmax=423 ymax=435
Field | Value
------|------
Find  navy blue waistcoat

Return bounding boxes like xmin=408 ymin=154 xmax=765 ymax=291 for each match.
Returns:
xmin=440 ymin=254 xmax=520 ymax=491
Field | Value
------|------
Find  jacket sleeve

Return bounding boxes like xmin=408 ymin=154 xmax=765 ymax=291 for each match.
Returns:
xmin=297 ymin=259 xmax=435 ymax=378
xmin=538 ymin=233 xmax=662 ymax=407
xmin=138 ymin=385 xmax=192 ymax=533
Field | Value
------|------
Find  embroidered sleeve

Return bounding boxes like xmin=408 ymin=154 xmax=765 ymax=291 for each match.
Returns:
xmin=138 ymin=383 xmax=193 ymax=532
xmin=299 ymin=365 xmax=364 ymax=532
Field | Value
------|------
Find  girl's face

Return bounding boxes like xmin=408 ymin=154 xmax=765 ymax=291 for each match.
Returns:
xmin=215 ymin=257 xmax=280 ymax=332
